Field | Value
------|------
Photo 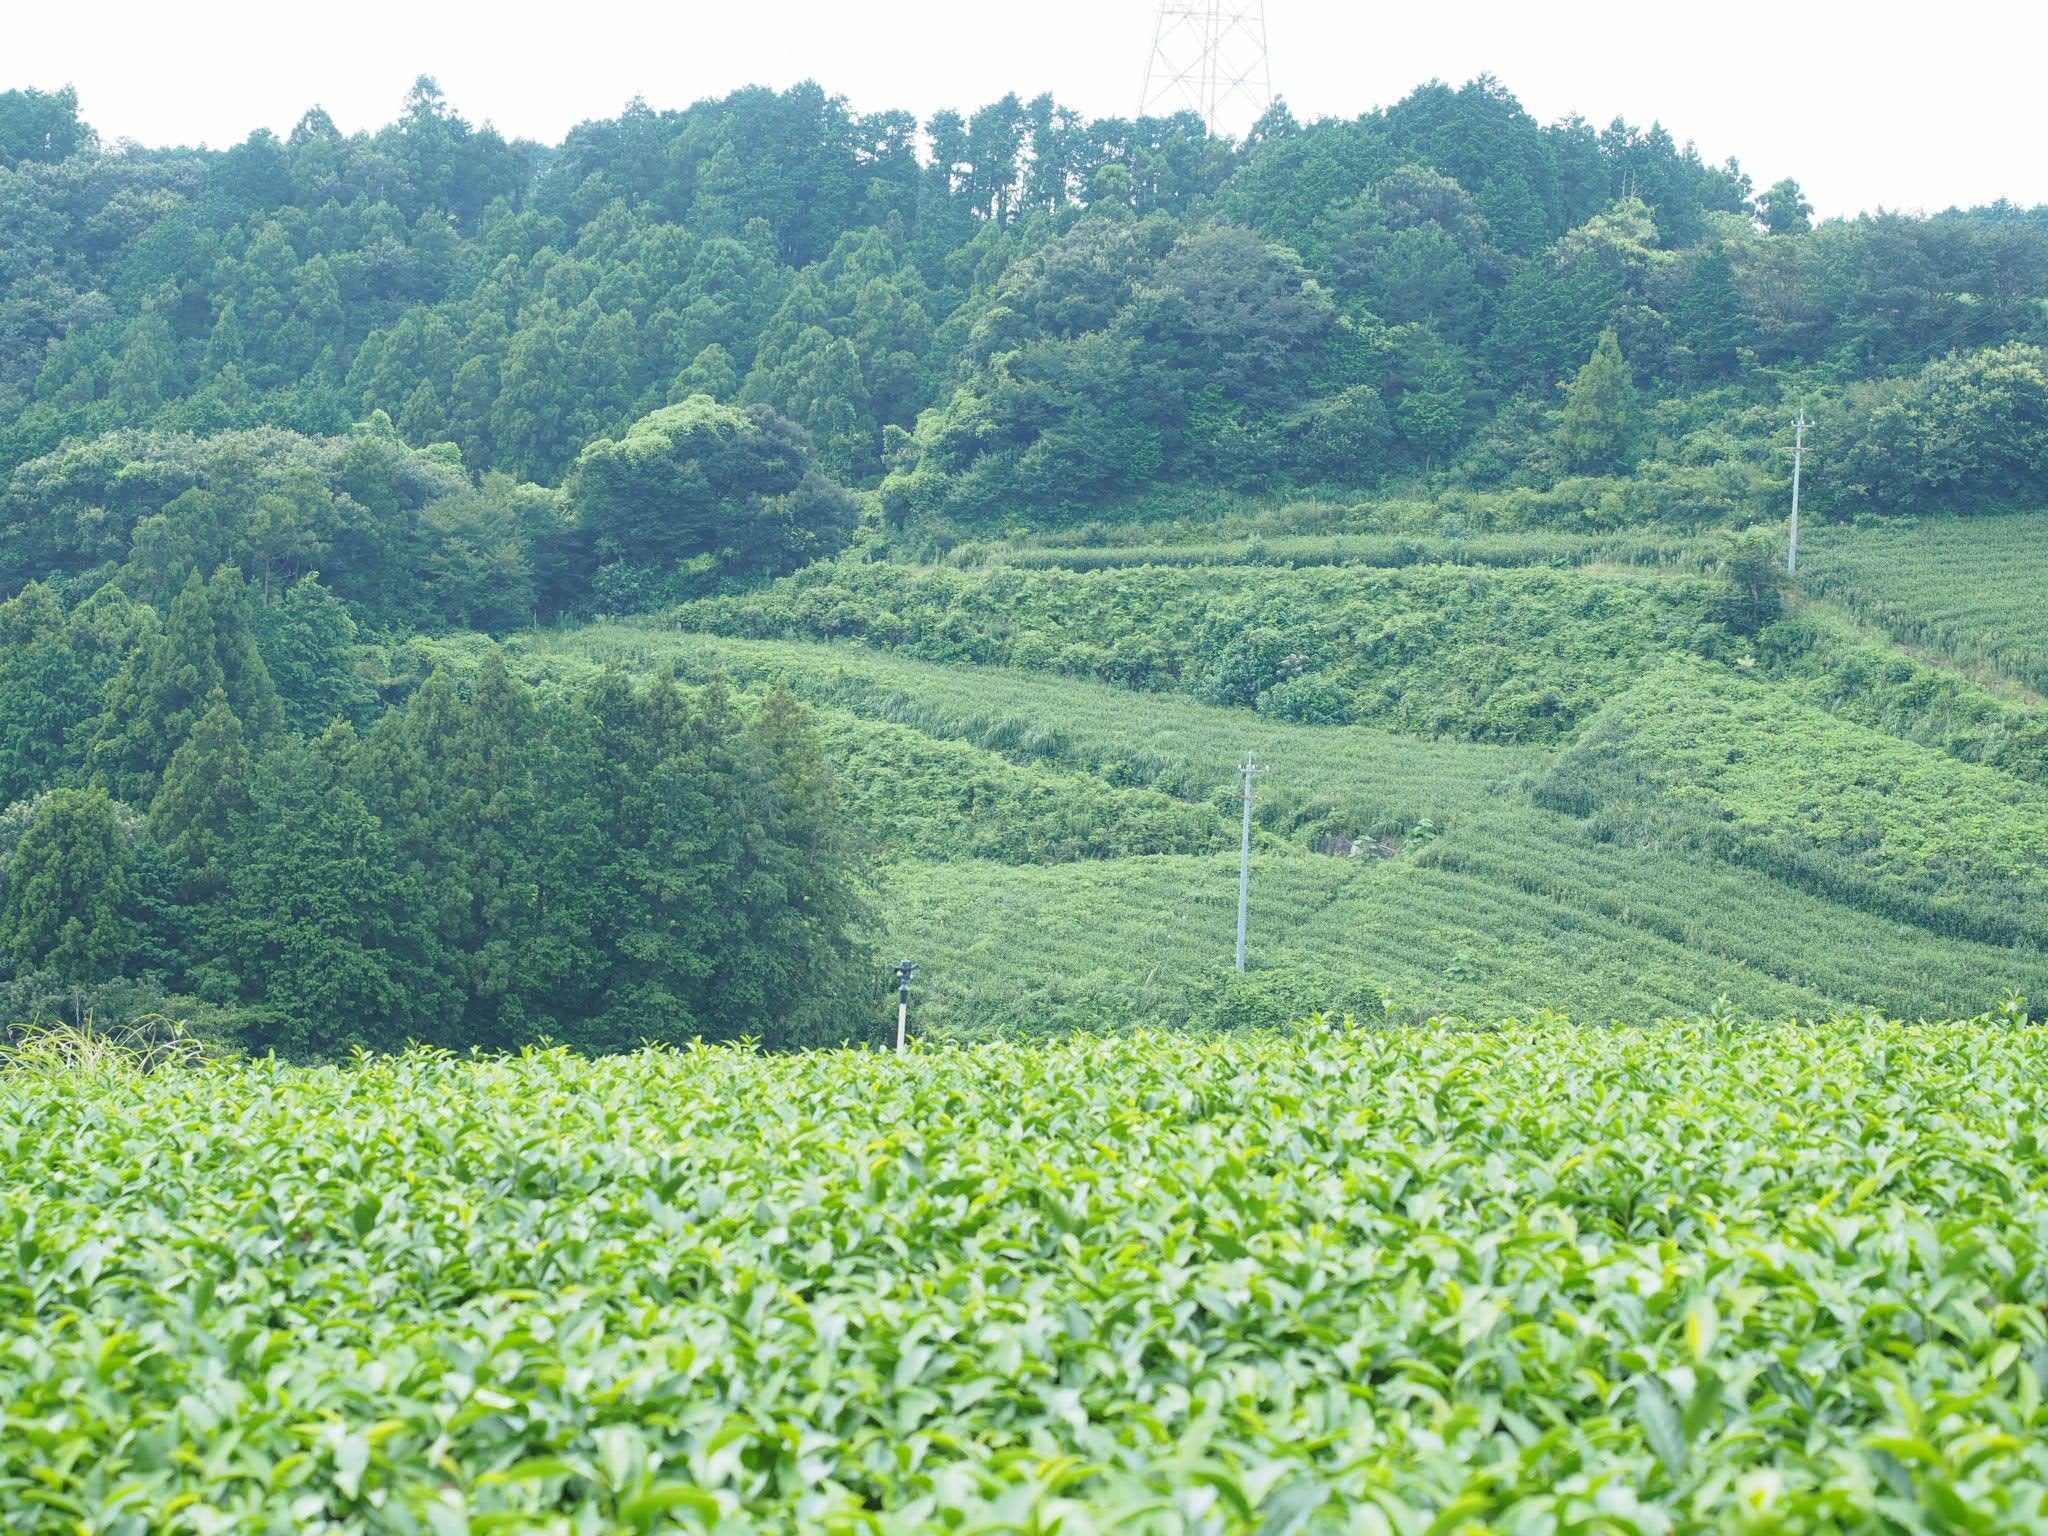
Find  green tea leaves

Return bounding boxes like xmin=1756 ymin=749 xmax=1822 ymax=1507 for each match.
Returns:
xmin=5 ymin=1022 xmax=2048 ymax=1528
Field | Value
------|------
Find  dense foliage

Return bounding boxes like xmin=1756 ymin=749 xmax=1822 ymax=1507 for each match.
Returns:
xmin=1811 ymin=344 xmax=2048 ymax=516
xmin=6 ymin=1022 xmax=2048 ymax=1530
xmin=670 ymin=560 xmax=1735 ymax=740
xmin=1542 ymin=661 xmax=2048 ymax=948
xmin=9 ymin=75 xmax=2048 ymax=1529
xmin=4 ymin=72 xmax=2048 ymax=1051
xmin=3 ymin=73 xmax=2045 ymax=558
xmin=0 ymin=629 xmax=873 ymax=1055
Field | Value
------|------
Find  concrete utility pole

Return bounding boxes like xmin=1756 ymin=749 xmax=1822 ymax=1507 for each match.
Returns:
xmin=893 ymin=960 xmax=917 ymax=1052
xmin=1787 ymin=412 xmax=1808 ymax=576
xmin=1235 ymin=755 xmax=1261 ymax=972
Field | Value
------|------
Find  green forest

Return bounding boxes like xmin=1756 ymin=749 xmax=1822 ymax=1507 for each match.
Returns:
xmin=3 ymin=75 xmax=2047 ymax=1053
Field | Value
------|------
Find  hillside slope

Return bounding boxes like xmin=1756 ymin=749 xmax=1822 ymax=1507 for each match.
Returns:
xmin=524 ymin=507 xmax=2048 ymax=1035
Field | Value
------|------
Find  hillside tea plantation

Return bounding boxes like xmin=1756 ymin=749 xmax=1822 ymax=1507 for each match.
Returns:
xmin=7 ymin=1022 xmax=2048 ymax=1533
xmin=1803 ymin=514 xmax=2048 ymax=697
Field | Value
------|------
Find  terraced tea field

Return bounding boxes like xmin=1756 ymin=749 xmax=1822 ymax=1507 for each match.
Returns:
xmin=514 ymin=624 xmax=2048 ymax=1033
xmin=1804 ymin=512 xmax=2048 ymax=696
xmin=514 ymin=625 xmax=1539 ymax=840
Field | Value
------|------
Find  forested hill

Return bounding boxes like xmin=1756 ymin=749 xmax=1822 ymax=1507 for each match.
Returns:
xmin=5 ymin=76 xmax=2047 ymax=598
xmin=4 ymin=74 xmax=2048 ymax=1054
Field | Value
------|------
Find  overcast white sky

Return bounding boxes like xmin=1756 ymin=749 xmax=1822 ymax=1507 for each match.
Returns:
xmin=8 ymin=0 xmax=2043 ymax=219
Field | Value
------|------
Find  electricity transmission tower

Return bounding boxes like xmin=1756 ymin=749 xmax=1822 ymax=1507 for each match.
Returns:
xmin=1139 ymin=0 xmax=1273 ymax=136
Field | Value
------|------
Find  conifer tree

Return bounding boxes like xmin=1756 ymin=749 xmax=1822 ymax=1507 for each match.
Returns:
xmin=1757 ymin=178 xmax=1813 ymax=236
xmin=397 ymin=378 xmax=447 ymax=445
xmin=0 ymin=787 xmax=139 ymax=985
xmin=0 ymin=582 xmax=121 ymax=803
xmin=211 ymin=723 xmax=448 ymax=1057
xmin=253 ymin=573 xmax=374 ymax=734
xmin=673 ymin=343 xmax=739 ymax=402
xmin=147 ymin=692 xmax=251 ymax=903
xmin=737 ymin=682 xmax=874 ymax=1047
xmin=353 ymin=653 xmax=571 ymax=1048
xmin=202 ymin=300 xmax=248 ymax=377
xmin=107 ymin=306 xmax=182 ymax=422
xmin=1393 ymin=340 xmax=1472 ymax=468
xmin=566 ymin=669 xmax=740 ymax=1052
xmin=89 ymin=568 xmax=284 ymax=803
xmin=743 ymin=327 xmax=874 ymax=479
xmin=1673 ymin=246 xmax=1746 ymax=379
xmin=1556 ymin=328 xmax=1640 ymax=473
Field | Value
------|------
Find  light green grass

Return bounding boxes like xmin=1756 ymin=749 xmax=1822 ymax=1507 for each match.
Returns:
xmin=1544 ymin=660 xmax=2048 ymax=948
xmin=883 ymin=837 xmax=2048 ymax=1035
xmin=1421 ymin=803 xmax=2048 ymax=1018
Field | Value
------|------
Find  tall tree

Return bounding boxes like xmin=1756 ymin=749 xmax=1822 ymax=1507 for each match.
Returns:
xmin=108 ymin=306 xmax=182 ymax=423
xmin=252 ymin=573 xmax=376 ymax=733
xmin=90 ymin=568 xmax=284 ymax=803
xmin=0 ymin=788 xmax=138 ymax=985
xmin=1757 ymin=178 xmax=1813 ymax=236
xmin=0 ymin=583 xmax=128 ymax=804
xmin=211 ymin=725 xmax=448 ymax=1057
xmin=146 ymin=693 xmax=252 ymax=904
xmin=1556 ymin=328 xmax=1640 ymax=473
xmin=353 ymin=654 xmax=573 ymax=1050
xmin=1672 ymin=245 xmax=1747 ymax=379
xmin=732 ymin=682 xmax=875 ymax=1046
xmin=0 ymin=86 xmax=95 ymax=165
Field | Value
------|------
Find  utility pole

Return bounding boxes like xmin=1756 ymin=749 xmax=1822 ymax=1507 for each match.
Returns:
xmin=893 ymin=960 xmax=917 ymax=1052
xmin=1787 ymin=411 xmax=1808 ymax=576
xmin=1235 ymin=755 xmax=1261 ymax=972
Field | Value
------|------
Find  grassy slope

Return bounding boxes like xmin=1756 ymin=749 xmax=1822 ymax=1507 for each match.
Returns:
xmin=515 ymin=626 xmax=1536 ymax=839
xmin=526 ymin=616 xmax=2048 ymax=1032
xmin=1542 ymin=660 xmax=2048 ymax=948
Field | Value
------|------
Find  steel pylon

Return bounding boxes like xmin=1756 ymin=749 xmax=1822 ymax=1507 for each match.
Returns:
xmin=1138 ymin=0 xmax=1272 ymax=136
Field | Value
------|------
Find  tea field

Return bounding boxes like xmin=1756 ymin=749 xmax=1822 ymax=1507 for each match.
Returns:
xmin=5 ymin=1022 xmax=2046 ymax=1533
xmin=1802 ymin=512 xmax=2048 ymax=697
xmin=511 ymin=626 xmax=1538 ymax=841
xmin=506 ymin=624 xmax=2048 ymax=1033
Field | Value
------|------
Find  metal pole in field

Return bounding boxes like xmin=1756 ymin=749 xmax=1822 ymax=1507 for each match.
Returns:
xmin=1235 ymin=755 xmax=1261 ymax=972
xmin=894 ymin=960 xmax=917 ymax=1052
xmin=1788 ymin=412 xmax=1807 ymax=575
